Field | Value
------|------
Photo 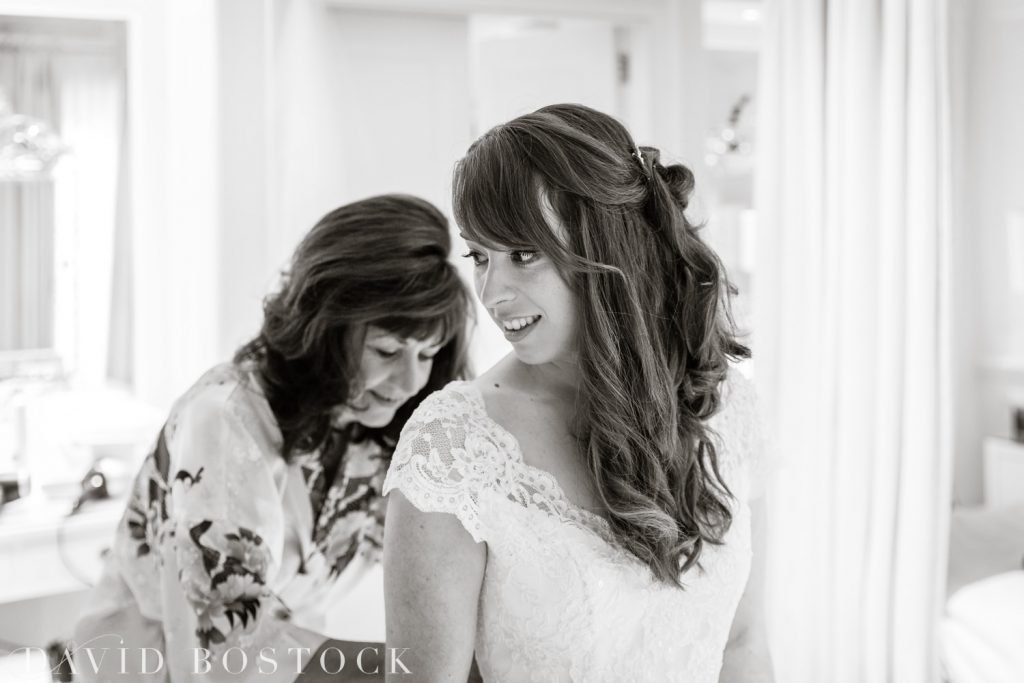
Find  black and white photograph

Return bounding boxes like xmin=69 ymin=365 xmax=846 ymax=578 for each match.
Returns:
xmin=0 ymin=0 xmax=1021 ymax=681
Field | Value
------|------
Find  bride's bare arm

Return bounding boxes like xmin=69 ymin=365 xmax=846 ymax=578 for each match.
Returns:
xmin=383 ymin=490 xmax=487 ymax=682
xmin=720 ymin=496 xmax=775 ymax=682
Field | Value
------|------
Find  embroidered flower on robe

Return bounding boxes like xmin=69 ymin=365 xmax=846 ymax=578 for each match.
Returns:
xmin=179 ymin=518 xmax=277 ymax=649
xmin=296 ymin=438 xmax=390 ymax=578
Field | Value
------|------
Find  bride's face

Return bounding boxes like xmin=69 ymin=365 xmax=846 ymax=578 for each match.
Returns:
xmin=463 ymin=230 xmax=577 ymax=367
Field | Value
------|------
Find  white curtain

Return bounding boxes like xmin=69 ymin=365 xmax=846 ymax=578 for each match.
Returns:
xmin=754 ymin=1 xmax=954 ymax=681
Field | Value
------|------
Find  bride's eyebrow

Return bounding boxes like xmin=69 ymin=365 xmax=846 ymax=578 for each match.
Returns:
xmin=459 ymin=234 xmax=484 ymax=246
xmin=462 ymin=239 xmax=534 ymax=255
xmin=459 ymin=234 xmax=503 ymax=249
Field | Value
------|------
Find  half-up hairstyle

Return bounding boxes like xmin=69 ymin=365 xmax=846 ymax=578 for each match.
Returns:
xmin=235 ymin=194 xmax=472 ymax=461
xmin=452 ymin=104 xmax=749 ymax=586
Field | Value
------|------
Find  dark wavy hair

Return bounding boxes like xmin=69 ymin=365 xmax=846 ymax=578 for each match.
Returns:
xmin=235 ymin=194 xmax=472 ymax=460
xmin=453 ymin=104 xmax=749 ymax=586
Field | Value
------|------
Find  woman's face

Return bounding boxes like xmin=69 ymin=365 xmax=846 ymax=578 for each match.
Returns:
xmin=343 ymin=326 xmax=444 ymax=428
xmin=462 ymin=224 xmax=577 ymax=367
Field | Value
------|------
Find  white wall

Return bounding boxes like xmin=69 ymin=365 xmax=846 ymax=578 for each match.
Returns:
xmin=217 ymin=3 xmax=478 ymax=360
xmin=470 ymin=17 xmax=619 ymax=133
xmin=323 ymin=9 xmax=473 ymax=213
xmin=216 ymin=0 xmax=277 ymax=359
xmin=951 ymin=0 xmax=1024 ymax=504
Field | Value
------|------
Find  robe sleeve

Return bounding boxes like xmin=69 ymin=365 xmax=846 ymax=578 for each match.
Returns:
xmin=156 ymin=388 xmax=325 ymax=682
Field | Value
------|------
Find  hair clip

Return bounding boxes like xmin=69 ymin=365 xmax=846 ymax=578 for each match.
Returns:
xmin=632 ymin=146 xmax=651 ymax=180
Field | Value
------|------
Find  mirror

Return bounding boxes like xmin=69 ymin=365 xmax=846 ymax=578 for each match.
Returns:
xmin=0 ymin=15 xmax=127 ymax=382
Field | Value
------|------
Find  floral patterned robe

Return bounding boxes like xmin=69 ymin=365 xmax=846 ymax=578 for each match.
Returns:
xmin=74 ymin=363 xmax=388 ymax=681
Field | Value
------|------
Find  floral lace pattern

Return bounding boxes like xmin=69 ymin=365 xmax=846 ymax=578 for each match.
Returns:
xmin=384 ymin=372 xmax=761 ymax=682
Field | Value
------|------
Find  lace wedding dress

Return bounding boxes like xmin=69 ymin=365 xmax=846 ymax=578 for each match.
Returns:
xmin=384 ymin=371 xmax=761 ymax=682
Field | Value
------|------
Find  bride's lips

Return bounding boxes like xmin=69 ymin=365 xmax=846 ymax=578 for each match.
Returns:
xmin=500 ymin=315 xmax=541 ymax=342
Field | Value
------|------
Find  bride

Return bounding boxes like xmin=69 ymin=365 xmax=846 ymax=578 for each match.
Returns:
xmin=382 ymin=103 xmax=773 ymax=682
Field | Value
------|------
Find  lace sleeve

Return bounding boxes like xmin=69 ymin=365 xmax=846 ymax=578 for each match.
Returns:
xmin=714 ymin=369 xmax=770 ymax=501
xmin=383 ymin=386 xmax=492 ymax=543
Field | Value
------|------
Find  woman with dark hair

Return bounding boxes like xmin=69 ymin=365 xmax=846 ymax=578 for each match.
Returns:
xmin=75 ymin=194 xmax=472 ymax=681
xmin=383 ymin=106 xmax=773 ymax=681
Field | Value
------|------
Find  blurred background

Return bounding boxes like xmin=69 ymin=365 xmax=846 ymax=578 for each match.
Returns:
xmin=0 ymin=0 xmax=1020 ymax=681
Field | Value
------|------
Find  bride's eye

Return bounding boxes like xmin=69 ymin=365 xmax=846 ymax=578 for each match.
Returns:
xmin=461 ymin=250 xmax=487 ymax=267
xmin=510 ymin=250 xmax=540 ymax=265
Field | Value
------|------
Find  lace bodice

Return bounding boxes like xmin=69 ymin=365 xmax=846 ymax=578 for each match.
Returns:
xmin=384 ymin=371 xmax=761 ymax=682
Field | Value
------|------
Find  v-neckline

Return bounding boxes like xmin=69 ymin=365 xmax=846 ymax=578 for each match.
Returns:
xmin=455 ymin=381 xmax=613 ymax=537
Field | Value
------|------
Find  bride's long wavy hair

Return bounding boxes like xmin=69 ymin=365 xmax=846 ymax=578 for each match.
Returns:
xmin=453 ymin=104 xmax=750 ymax=585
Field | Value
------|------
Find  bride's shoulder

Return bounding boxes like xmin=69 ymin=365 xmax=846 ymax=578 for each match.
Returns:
xmin=395 ymin=380 xmax=504 ymax=452
xmin=719 ymin=366 xmax=758 ymax=416
xmin=709 ymin=365 xmax=767 ymax=487
xmin=385 ymin=380 xmax=498 ymax=543
xmin=409 ymin=379 xmax=480 ymax=421
xmin=413 ymin=376 xmax=477 ymax=409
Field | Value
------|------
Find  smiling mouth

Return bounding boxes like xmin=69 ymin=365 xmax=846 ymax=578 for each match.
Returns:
xmin=368 ymin=390 xmax=401 ymax=404
xmin=501 ymin=315 xmax=541 ymax=332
